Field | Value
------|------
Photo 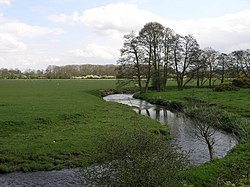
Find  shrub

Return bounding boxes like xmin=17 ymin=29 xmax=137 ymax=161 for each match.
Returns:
xmin=213 ymin=84 xmax=240 ymax=92
xmin=169 ymin=101 xmax=185 ymax=112
xmin=232 ymin=77 xmax=250 ymax=88
xmin=133 ymin=93 xmax=184 ymax=111
xmin=82 ymin=127 xmax=188 ymax=186
xmin=186 ymin=107 xmax=247 ymax=139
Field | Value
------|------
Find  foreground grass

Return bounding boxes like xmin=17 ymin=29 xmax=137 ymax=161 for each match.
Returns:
xmin=0 ymin=80 xmax=167 ymax=173
xmin=134 ymin=88 xmax=250 ymax=186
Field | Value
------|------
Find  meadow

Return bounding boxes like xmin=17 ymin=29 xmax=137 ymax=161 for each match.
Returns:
xmin=137 ymin=80 xmax=250 ymax=117
xmin=1 ymin=79 xmax=249 ymax=186
xmin=134 ymin=80 xmax=250 ymax=186
xmin=0 ymin=79 xmax=166 ymax=173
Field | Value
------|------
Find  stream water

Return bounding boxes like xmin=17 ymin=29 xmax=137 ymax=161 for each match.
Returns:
xmin=0 ymin=94 xmax=238 ymax=186
xmin=103 ymin=94 xmax=238 ymax=165
xmin=0 ymin=168 xmax=83 ymax=187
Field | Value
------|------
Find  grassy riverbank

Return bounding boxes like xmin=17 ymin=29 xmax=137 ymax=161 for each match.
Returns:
xmin=1 ymin=79 xmax=249 ymax=186
xmin=134 ymin=87 xmax=250 ymax=117
xmin=0 ymin=80 xmax=167 ymax=173
xmin=134 ymin=88 xmax=250 ymax=186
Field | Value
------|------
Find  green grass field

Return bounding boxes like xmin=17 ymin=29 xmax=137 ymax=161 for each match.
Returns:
xmin=1 ymin=79 xmax=249 ymax=186
xmin=142 ymin=81 xmax=250 ymax=117
xmin=134 ymin=84 xmax=250 ymax=186
xmin=0 ymin=79 xmax=166 ymax=173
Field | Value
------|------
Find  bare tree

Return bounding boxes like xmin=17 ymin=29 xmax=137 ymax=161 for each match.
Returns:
xmin=173 ymin=34 xmax=200 ymax=90
xmin=192 ymin=120 xmax=216 ymax=160
xmin=187 ymin=107 xmax=225 ymax=161
xmin=139 ymin=22 xmax=165 ymax=91
xmin=217 ymin=53 xmax=230 ymax=83
xmin=231 ymin=50 xmax=250 ymax=77
xmin=118 ymin=31 xmax=144 ymax=91
xmin=197 ymin=50 xmax=209 ymax=87
xmin=162 ymin=27 xmax=175 ymax=90
xmin=202 ymin=47 xmax=219 ymax=87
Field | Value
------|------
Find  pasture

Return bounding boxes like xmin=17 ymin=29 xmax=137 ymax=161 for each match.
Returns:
xmin=1 ymin=79 xmax=249 ymax=186
xmin=134 ymin=84 xmax=250 ymax=186
xmin=0 ymin=79 xmax=165 ymax=172
xmin=141 ymin=80 xmax=250 ymax=117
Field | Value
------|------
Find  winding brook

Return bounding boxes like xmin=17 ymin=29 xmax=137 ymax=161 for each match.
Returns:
xmin=103 ymin=94 xmax=238 ymax=165
xmin=0 ymin=94 xmax=238 ymax=186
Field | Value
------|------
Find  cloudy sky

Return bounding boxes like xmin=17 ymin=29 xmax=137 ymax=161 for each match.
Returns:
xmin=0 ymin=0 xmax=250 ymax=71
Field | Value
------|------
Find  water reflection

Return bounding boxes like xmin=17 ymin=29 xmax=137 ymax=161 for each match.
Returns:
xmin=104 ymin=94 xmax=238 ymax=165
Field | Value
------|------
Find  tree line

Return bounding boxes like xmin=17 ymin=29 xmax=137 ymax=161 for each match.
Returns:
xmin=117 ymin=22 xmax=250 ymax=91
xmin=0 ymin=64 xmax=117 ymax=79
xmin=45 ymin=64 xmax=117 ymax=79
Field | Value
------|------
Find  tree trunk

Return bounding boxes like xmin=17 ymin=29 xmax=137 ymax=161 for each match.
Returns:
xmin=205 ymin=137 xmax=214 ymax=160
xmin=178 ymin=75 xmax=184 ymax=90
xmin=144 ymin=64 xmax=152 ymax=92
xmin=196 ymin=69 xmax=200 ymax=88
xmin=197 ymin=78 xmax=200 ymax=87
xmin=209 ymin=73 xmax=212 ymax=88
xmin=134 ymin=50 xmax=142 ymax=91
xmin=221 ymin=62 xmax=225 ymax=84
xmin=162 ymin=63 xmax=168 ymax=90
xmin=207 ymin=142 xmax=214 ymax=160
xmin=221 ymin=72 xmax=224 ymax=84
xmin=144 ymin=75 xmax=151 ymax=92
xmin=144 ymin=46 xmax=152 ymax=92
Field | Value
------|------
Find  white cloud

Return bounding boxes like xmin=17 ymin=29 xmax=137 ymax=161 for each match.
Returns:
xmin=49 ymin=3 xmax=164 ymax=37
xmin=0 ymin=22 xmax=62 ymax=38
xmin=0 ymin=54 xmax=36 ymax=70
xmin=2 ymin=2 xmax=250 ymax=70
xmin=167 ymin=9 xmax=250 ymax=52
xmin=49 ymin=3 xmax=250 ymax=53
xmin=70 ymin=43 xmax=118 ymax=60
xmin=18 ymin=57 xmax=35 ymax=66
xmin=79 ymin=4 xmax=250 ymax=52
xmin=44 ymin=57 xmax=61 ymax=63
xmin=0 ymin=12 xmax=63 ymax=54
xmin=80 ymin=3 xmax=164 ymax=35
xmin=0 ymin=53 xmax=63 ymax=70
xmin=48 ymin=12 xmax=81 ymax=23
xmin=0 ymin=0 xmax=11 ymax=6
xmin=0 ymin=34 xmax=26 ymax=52
xmin=0 ymin=12 xmax=64 ymax=70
